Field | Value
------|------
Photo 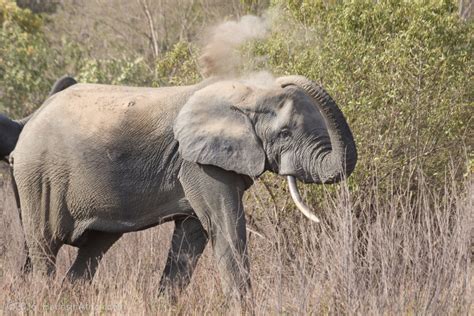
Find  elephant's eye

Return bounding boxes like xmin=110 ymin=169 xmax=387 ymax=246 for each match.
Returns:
xmin=279 ymin=128 xmax=292 ymax=139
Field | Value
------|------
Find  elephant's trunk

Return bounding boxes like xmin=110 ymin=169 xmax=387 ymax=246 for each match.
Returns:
xmin=276 ymin=76 xmax=357 ymax=183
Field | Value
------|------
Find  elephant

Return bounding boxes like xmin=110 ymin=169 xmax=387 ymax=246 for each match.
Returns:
xmin=3 ymin=74 xmax=357 ymax=302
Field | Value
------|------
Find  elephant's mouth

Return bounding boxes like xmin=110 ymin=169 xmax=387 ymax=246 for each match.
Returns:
xmin=285 ymin=169 xmax=320 ymax=184
xmin=286 ymin=175 xmax=320 ymax=223
xmin=279 ymin=152 xmax=319 ymax=184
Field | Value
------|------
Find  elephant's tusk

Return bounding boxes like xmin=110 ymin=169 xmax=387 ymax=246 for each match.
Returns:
xmin=287 ymin=176 xmax=320 ymax=223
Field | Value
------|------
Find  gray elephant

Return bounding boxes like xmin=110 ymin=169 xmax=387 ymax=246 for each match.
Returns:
xmin=3 ymin=74 xmax=356 ymax=301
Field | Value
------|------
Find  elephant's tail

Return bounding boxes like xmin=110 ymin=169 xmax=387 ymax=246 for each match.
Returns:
xmin=0 ymin=75 xmax=77 ymax=157
xmin=6 ymin=164 xmax=32 ymax=275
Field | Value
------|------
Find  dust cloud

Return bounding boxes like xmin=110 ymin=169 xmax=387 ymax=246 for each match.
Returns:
xmin=240 ymin=70 xmax=277 ymax=88
xmin=199 ymin=15 xmax=270 ymax=78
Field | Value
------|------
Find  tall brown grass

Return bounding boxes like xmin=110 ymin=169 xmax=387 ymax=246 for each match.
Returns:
xmin=0 ymin=163 xmax=471 ymax=314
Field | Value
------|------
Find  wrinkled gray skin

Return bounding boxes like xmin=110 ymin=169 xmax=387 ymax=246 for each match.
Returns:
xmin=6 ymin=75 xmax=356 ymax=302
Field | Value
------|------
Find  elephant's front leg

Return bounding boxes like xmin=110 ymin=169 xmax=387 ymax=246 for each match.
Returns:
xmin=179 ymin=162 xmax=252 ymax=302
xmin=210 ymin=197 xmax=250 ymax=299
xmin=159 ymin=216 xmax=208 ymax=300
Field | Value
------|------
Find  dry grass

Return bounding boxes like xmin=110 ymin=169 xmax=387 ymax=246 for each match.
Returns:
xmin=0 ymin=163 xmax=472 ymax=314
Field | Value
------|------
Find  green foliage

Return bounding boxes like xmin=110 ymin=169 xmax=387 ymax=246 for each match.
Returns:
xmin=0 ymin=3 xmax=200 ymax=118
xmin=77 ymin=58 xmax=152 ymax=86
xmin=0 ymin=0 xmax=42 ymax=32
xmin=155 ymin=42 xmax=200 ymax=86
xmin=257 ymin=0 xmax=472 ymax=192
xmin=76 ymin=42 xmax=200 ymax=87
xmin=0 ymin=0 xmax=50 ymax=117
xmin=240 ymin=0 xmax=270 ymax=14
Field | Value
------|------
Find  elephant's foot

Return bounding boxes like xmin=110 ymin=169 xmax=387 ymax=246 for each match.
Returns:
xmin=24 ymin=238 xmax=61 ymax=278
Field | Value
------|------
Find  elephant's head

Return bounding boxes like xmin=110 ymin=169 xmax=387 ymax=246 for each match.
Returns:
xmin=174 ymin=75 xmax=357 ymax=222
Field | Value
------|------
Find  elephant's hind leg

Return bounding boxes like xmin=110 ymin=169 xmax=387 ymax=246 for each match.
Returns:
xmin=22 ymin=209 xmax=62 ymax=277
xmin=23 ymin=233 xmax=62 ymax=277
xmin=16 ymin=171 xmax=67 ymax=277
xmin=159 ymin=216 xmax=208 ymax=299
xmin=66 ymin=231 xmax=122 ymax=282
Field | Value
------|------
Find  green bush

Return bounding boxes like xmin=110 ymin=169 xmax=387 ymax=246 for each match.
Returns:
xmin=154 ymin=42 xmax=200 ymax=86
xmin=254 ymin=0 xmax=472 ymax=194
xmin=77 ymin=58 xmax=152 ymax=86
xmin=76 ymin=42 xmax=200 ymax=87
xmin=0 ymin=0 xmax=201 ymax=118
xmin=0 ymin=0 xmax=50 ymax=117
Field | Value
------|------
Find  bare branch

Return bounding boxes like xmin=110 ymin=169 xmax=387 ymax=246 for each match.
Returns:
xmin=138 ymin=0 xmax=160 ymax=59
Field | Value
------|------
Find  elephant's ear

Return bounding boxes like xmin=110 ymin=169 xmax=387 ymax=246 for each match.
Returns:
xmin=173 ymin=82 xmax=265 ymax=177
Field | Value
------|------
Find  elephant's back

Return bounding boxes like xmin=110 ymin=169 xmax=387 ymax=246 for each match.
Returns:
xmin=27 ymin=83 xmax=192 ymax=136
xmin=14 ymin=83 xmax=194 ymax=158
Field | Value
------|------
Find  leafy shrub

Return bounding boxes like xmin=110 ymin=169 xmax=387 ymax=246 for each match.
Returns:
xmin=254 ymin=0 xmax=472 ymax=194
xmin=0 ymin=0 xmax=42 ymax=32
xmin=76 ymin=42 xmax=200 ymax=87
xmin=0 ymin=0 xmax=201 ymax=118
xmin=0 ymin=0 xmax=50 ymax=117
xmin=77 ymin=58 xmax=152 ymax=86
xmin=154 ymin=42 xmax=200 ymax=86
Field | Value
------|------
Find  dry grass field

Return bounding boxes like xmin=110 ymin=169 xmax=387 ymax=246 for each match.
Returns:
xmin=0 ymin=163 xmax=471 ymax=314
